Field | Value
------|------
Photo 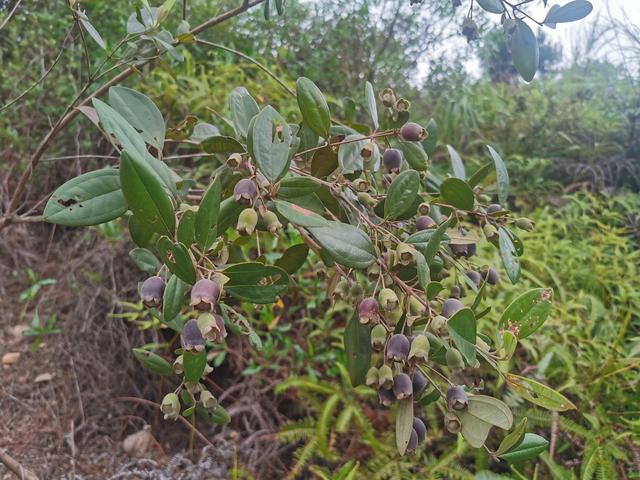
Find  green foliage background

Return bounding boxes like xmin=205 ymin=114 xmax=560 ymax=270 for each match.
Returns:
xmin=1 ymin=0 xmax=638 ymax=478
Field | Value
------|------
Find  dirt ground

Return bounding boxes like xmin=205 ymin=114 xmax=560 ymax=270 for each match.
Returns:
xmin=0 ymin=221 xmax=295 ymax=479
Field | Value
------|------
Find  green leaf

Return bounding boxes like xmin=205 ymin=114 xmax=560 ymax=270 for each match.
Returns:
xmin=496 ymin=417 xmax=528 ymax=456
xmin=200 ymin=135 xmax=246 ymax=154
xmin=487 ymin=145 xmax=509 ymax=206
xmin=183 ymin=350 xmax=207 ymax=383
xmin=498 ymin=227 xmax=520 ymax=284
xmin=498 ymin=288 xmax=553 ymax=338
xmin=296 ymin=77 xmax=331 ymax=138
xmin=338 ymin=134 xmax=367 ymax=173
xmin=510 ymin=19 xmax=539 ymax=82
xmin=120 ymin=150 xmax=175 ymax=237
xmin=505 ymin=374 xmax=576 ymax=411
xmin=544 ymin=1 xmax=593 ymax=25
xmin=275 ymin=244 xmax=309 ymax=274
xmin=446 ymin=145 xmax=465 ymax=179
xmin=109 ymin=86 xmax=165 ymax=150
xmin=216 ymin=196 xmax=245 ymax=235
xmin=499 ymin=433 xmax=549 ymax=463
xmin=467 ymin=161 xmax=494 ymax=189
xmin=426 ymin=281 xmax=444 ymax=300
xmin=44 ymin=168 xmax=127 ymax=226
xmin=77 ymin=11 xmax=106 ymax=49
xmin=177 ymin=210 xmax=196 ymax=246
xmin=308 ymin=222 xmax=376 ymax=269
xmin=277 ymin=176 xmax=321 ymax=199
xmin=229 ymin=87 xmax=259 ymax=139
xmin=197 ymin=403 xmax=230 ymax=425
xmin=365 ymin=81 xmax=379 ymax=130
xmin=398 ymin=141 xmax=428 ymax=171
xmin=407 ymin=216 xmax=452 ymax=263
xmin=440 ymin=177 xmax=474 ymax=210
xmin=447 ymin=308 xmax=477 ymax=365
xmin=311 ymin=146 xmax=338 ymax=178
xmin=129 ymin=248 xmax=161 ymax=275
xmin=132 ymin=348 xmax=174 ymax=376
xmin=344 ymin=313 xmax=371 ymax=387
xmin=385 ymin=170 xmax=420 ymax=219
xmin=249 ymin=106 xmax=292 ymax=183
xmin=457 ymin=395 xmax=513 ymax=448
xmin=275 ymin=200 xmax=328 ymax=227
xmin=476 ymin=0 xmax=505 ymax=13
xmin=157 ymin=237 xmax=196 ymax=284
xmin=223 ymin=262 xmax=289 ymax=303
xmin=195 ymin=176 xmax=221 ymax=251
xmin=129 ymin=214 xmax=154 ymax=248
xmin=416 ymin=252 xmax=430 ymax=289
xmin=396 ymin=398 xmax=414 ymax=455
xmin=422 ymin=118 xmax=438 ymax=156
xmin=163 ymin=274 xmax=188 ymax=325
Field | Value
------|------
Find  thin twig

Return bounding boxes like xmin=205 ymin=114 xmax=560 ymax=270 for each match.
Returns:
xmin=0 ymin=0 xmax=21 ymax=31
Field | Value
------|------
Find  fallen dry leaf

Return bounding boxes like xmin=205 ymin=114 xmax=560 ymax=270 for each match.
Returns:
xmin=34 ymin=373 xmax=54 ymax=383
xmin=2 ymin=352 xmax=20 ymax=365
xmin=123 ymin=427 xmax=155 ymax=458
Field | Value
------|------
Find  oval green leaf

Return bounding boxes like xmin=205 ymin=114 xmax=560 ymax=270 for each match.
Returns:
xmin=499 ymin=288 xmax=553 ymax=338
xmin=446 ymin=145 xmax=465 ymax=179
xmin=109 ymin=86 xmax=165 ymax=150
xmin=249 ymin=106 xmax=292 ymax=183
xmin=505 ymin=373 xmax=577 ymax=411
xmin=296 ymin=77 xmax=331 ymax=138
xmin=487 ymin=145 xmax=509 ymax=206
xmin=163 ymin=274 xmax=188 ymax=325
xmin=344 ymin=313 xmax=371 ymax=387
xmin=44 ymin=168 xmax=127 ymax=226
xmin=229 ymin=86 xmax=260 ymax=139
xmin=385 ymin=169 xmax=420 ymax=219
xmin=398 ymin=141 xmax=428 ymax=171
xmin=195 ymin=176 xmax=221 ymax=251
xmin=447 ymin=308 xmax=477 ymax=365
xmin=132 ymin=348 xmax=174 ymax=376
xmin=510 ymin=19 xmax=539 ymax=82
xmin=129 ymin=248 xmax=161 ymax=275
xmin=200 ymin=135 xmax=246 ymax=154
xmin=498 ymin=227 xmax=521 ymax=284
xmin=183 ymin=350 xmax=207 ymax=383
xmin=365 ymin=81 xmax=379 ymax=130
xmin=275 ymin=244 xmax=310 ymax=274
xmin=499 ymin=433 xmax=549 ymax=463
xmin=308 ymin=222 xmax=376 ymax=269
xmin=223 ymin=262 xmax=289 ymax=303
xmin=440 ymin=177 xmax=474 ymax=210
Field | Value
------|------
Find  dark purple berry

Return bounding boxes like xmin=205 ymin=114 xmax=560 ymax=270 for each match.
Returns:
xmin=487 ymin=203 xmax=501 ymax=214
xmin=233 ymin=178 xmax=257 ymax=205
xmin=181 ymin=319 xmax=205 ymax=352
xmin=407 ymin=429 xmax=419 ymax=451
xmin=190 ymin=279 xmax=221 ymax=311
xmin=446 ymin=386 xmax=469 ymax=411
xmin=378 ymin=387 xmax=396 ymax=407
xmin=383 ymin=148 xmax=403 ymax=173
xmin=399 ymin=122 xmax=427 ymax=142
xmin=442 ymin=298 xmax=463 ymax=319
xmin=466 ymin=270 xmax=482 ymax=287
xmin=485 ymin=268 xmax=500 ymax=285
xmin=415 ymin=215 xmax=436 ymax=231
xmin=413 ymin=417 xmax=427 ymax=443
xmin=392 ymin=373 xmax=413 ymax=400
xmin=141 ymin=276 xmax=165 ymax=308
xmin=411 ymin=371 xmax=427 ymax=394
xmin=386 ymin=334 xmax=410 ymax=362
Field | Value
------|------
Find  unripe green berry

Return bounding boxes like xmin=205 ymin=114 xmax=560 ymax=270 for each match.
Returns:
xmin=378 ymin=288 xmax=399 ymax=311
xmin=515 ymin=217 xmax=535 ymax=232
xmin=379 ymin=87 xmax=396 ymax=108
xmin=236 ymin=207 xmax=258 ymax=236
xmin=371 ymin=324 xmax=388 ymax=351
xmin=378 ymin=364 xmax=394 ymax=390
xmin=366 ymin=367 xmax=379 ymax=387
xmin=396 ymin=242 xmax=417 ymax=266
xmin=161 ymin=393 xmax=180 ymax=420
xmin=408 ymin=334 xmax=430 ymax=362
xmin=446 ymin=348 xmax=464 ymax=369
xmin=262 ymin=210 xmax=282 ymax=234
xmin=200 ymin=390 xmax=218 ymax=410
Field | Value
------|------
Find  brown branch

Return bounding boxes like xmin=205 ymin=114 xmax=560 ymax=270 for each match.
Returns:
xmin=0 ymin=0 xmax=265 ymax=231
xmin=0 ymin=448 xmax=39 ymax=480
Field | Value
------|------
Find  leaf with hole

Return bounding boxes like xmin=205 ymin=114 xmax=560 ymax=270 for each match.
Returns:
xmin=505 ymin=374 xmax=576 ymax=411
xmin=44 ymin=168 xmax=127 ymax=226
xmin=248 ymin=106 xmax=292 ymax=183
xmin=499 ymin=288 xmax=553 ymax=338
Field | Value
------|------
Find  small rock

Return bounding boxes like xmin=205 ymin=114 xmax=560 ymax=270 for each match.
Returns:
xmin=123 ymin=427 xmax=155 ymax=458
xmin=2 ymin=352 xmax=20 ymax=365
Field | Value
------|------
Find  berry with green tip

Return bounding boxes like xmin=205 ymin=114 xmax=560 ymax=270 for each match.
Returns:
xmin=444 ymin=412 xmax=461 ymax=433
xmin=366 ymin=367 xmax=379 ymax=387
xmin=378 ymin=364 xmax=394 ymax=389
xmin=140 ymin=276 xmax=165 ymax=309
xmin=413 ymin=417 xmax=427 ymax=443
xmin=393 ymin=373 xmax=413 ymax=399
xmin=161 ymin=392 xmax=180 ymax=420
xmin=190 ymin=279 xmax=221 ymax=311
xmin=446 ymin=386 xmax=469 ymax=411
xmin=442 ymin=298 xmax=463 ymax=318
xmin=446 ymin=348 xmax=465 ymax=369
xmin=358 ymin=296 xmax=380 ymax=324
xmin=371 ymin=324 xmax=388 ymax=351
xmin=200 ymin=390 xmax=218 ymax=410
xmin=262 ymin=210 xmax=282 ymax=234
xmin=378 ymin=288 xmax=399 ymax=311
xmin=181 ymin=318 xmax=205 ymax=353
xmin=516 ymin=217 xmax=535 ymax=232
xmin=236 ymin=207 xmax=258 ymax=236
xmin=399 ymin=122 xmax=427 ymax=142
xmin=233 ymin=178 xmax=257 ymax=205
xmin=383 ymin=148 xmax=403 ymax=173
xmin=386 ymin=334 xmax=410 ymax=362
xmin=408 ymin=334 xmax=430 ymax=363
